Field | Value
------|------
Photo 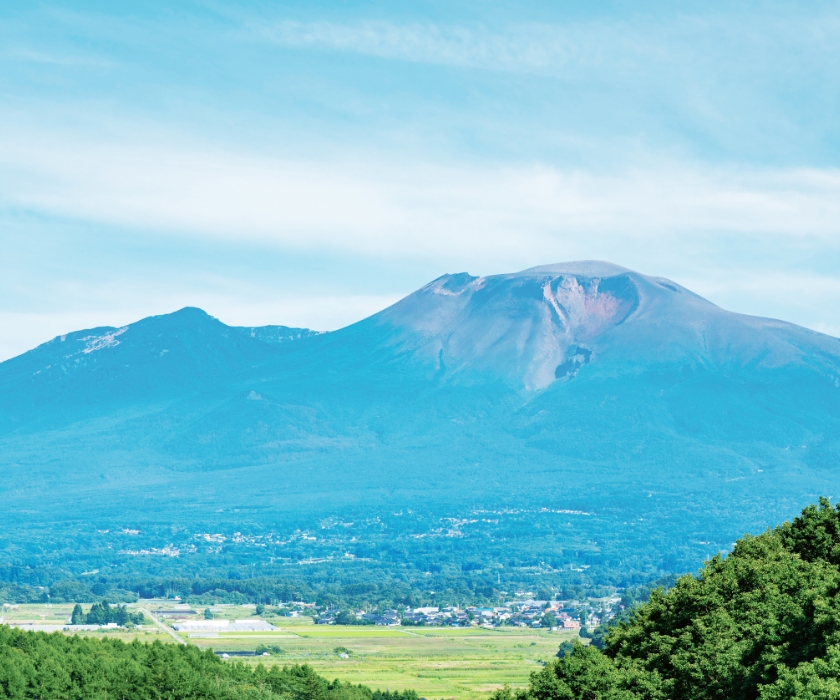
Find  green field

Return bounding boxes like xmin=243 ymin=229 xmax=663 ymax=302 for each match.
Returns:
xmin=1 ymin=602 xmax=173 ymax=644
xmin=2 ymin=602 xmax=580 ymax=700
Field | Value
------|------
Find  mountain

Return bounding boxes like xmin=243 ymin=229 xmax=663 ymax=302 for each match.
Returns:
xmin=0 ymin=308 xmax=319 ymax=426
xmin=375 ymin=260 xmax=840 ymax=385
xmin=2 ymin=261 xmax=840 ymax=582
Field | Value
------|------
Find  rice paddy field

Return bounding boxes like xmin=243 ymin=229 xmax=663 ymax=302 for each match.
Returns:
xmin=1 ymin=602 xmax=581 ymax=700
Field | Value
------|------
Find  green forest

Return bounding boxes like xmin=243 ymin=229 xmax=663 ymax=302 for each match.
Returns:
xmin=0 ymin=502 xmax=737 ymax=609
xmin=499 ymin=498 xmax=840 ymax=699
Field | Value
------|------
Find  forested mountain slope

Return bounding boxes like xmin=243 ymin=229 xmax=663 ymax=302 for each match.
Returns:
xmin=1 ymin=261 xmax=839 ymax=586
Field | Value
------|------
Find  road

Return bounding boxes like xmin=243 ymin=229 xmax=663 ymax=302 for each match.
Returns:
xmin=137 ymin=606 xmax=187 ymax=645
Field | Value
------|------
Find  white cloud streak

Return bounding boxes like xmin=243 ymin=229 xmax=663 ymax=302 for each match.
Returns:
xmin=3 ymin=47 xmax=115 ymax=68
xmin=248 ymin=15 xmax=840 ymax=77
xmin=252 ymin=20 xmax=585 ymax=74
xmin=1 ymin=126 xmax=839 ymax=265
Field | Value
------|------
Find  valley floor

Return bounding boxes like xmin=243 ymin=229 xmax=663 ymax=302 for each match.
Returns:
xmin=1 ymin=602 xmax=579 ymax=700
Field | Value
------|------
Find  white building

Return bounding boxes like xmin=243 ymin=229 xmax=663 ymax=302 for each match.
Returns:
xmin=172 ymin=619 xmax=276 ymax=632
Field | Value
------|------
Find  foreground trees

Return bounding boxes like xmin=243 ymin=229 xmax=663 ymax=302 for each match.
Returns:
xmin=495 ymin=499 xmax=840 ymax=700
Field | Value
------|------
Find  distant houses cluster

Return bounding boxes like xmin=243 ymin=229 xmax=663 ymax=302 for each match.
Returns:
xmin=315 ymin=599 xmax=603 ymax=630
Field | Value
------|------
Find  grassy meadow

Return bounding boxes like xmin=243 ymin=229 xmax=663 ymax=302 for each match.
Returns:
xmin=195 ymin=618 xmax=575 ymax=699
xmin=1 ymin=602 xmax=579 ymax=700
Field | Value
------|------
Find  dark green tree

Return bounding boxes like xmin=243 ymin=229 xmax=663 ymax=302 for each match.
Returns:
xmin=70 ymin=604 xmax=84 ymax=625
xmin=85 ymin=601 xmax=111 ymax=625
xmin=113 ymin=605 xmax=129 ymax=626
xmin=556 ymin=641 xmax=575 ymax=658
xmin=336 ymin=610 xmax=359 ymax=625
xmin=129 ymin=611 xmax=146 ymax=625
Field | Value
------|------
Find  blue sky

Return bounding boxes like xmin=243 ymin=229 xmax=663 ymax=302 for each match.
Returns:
xmin=1 ymin=0 xmax=839 ymax=360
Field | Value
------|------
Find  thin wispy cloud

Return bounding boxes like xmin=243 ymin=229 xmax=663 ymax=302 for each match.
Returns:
xmin=250 ymin=14 xmax=840 ymax=79
xmin=4 ymin=47 xmax=115 ymax=68
xmin=252 ymin=20 xmax=580 ymax=74
xmin=246 ymin=13 xmax=840 ymax=168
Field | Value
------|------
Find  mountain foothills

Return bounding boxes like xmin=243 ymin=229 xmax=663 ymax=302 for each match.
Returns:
xmin=1 ymin=261 xmax=840 ymax=594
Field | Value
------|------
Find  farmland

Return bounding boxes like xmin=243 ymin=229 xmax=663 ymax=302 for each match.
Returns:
xmin=1 ymin=602 xmax=581 ymax=700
